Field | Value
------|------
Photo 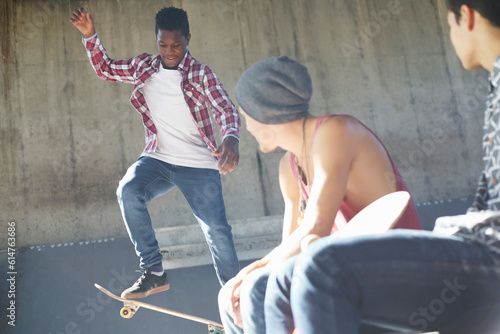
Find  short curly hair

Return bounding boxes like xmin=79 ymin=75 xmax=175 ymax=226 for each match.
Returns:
xmin=447 ymin=0 xmax=500 ymax=28
xmin=155 ymin=7 xmax=190 ymax=37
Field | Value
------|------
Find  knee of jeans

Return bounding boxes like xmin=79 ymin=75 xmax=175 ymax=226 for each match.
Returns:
xmin=116 ymin=181 xmax=126 ymax=201
xmin=240 ymin=269 xmax=269 ymax=304
xmin=268 ymin=257 xmax=296 ymax=290
xmin=116 ymin=179 xmax=140 ymax=202
xmin=297 ymin=242 xmax=341 ymax=281
xmin=218 ymin=283 xmax=229 ymax=311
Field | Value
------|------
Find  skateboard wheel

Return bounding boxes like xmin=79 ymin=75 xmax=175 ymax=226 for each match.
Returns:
xmin=209 ymin=325 xmax=224 ymax=334
xmin=120 ymin=306 xmax=135 ymax=319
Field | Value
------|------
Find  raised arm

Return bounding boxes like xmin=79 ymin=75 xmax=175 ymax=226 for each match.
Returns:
xmin=69 ymin=7 xmax=138 ymax=84
xmin=69 ymin=8 xmax=96 ymax=38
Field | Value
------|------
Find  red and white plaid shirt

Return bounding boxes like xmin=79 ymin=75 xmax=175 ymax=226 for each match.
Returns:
xmin=83 ymin=35 xmax=240 ymax=155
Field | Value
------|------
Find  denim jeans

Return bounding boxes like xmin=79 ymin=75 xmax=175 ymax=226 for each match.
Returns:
xmin=265 ymin=230 xmax=500 ymax=334
xmin=219 ymin=267 xmax=272 ymax=334
xmin=218 ymin=263 xmax=392 ymax=334
xmin=116 ymin=156 xmax=240 ymax=285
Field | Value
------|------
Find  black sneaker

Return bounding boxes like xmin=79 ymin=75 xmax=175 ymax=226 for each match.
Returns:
xmin=121 ymin=268 xmax=170 ymax=299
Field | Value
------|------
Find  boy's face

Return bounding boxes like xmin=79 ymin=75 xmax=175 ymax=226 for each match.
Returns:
xmin=157 ymin=29 xmax=191 ymax=69
xmin=447 ymin=10 xmax=480 ymax=70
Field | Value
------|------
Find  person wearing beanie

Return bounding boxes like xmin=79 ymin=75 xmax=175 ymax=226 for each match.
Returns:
xmin=218 ymin=56 xmax=422 ymax=333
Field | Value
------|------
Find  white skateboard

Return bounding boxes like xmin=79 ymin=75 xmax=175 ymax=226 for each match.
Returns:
xmin=94 ymin=283 xmax=224 ymax=334
xmin=302 ymin=191 xmax=411 ymax=250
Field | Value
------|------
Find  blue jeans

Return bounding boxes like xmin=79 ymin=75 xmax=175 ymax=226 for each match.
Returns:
xmin=265 ymin=230 xmax=500 ymax=334
xmin=219 ymin=267 xmax=272 ymax=334
xmin=218 ymin=263 xmax=392 ymax=334
xmin=116 ymin=156 xmax=240 ymax=285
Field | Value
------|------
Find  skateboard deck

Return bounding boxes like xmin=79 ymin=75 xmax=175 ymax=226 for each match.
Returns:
xmin=302 ymin=191 xmax=411 ymax=250
xmin=94 ymin=283 xmax=224 ymax=334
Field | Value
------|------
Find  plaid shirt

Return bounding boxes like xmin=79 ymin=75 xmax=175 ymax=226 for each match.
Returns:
xmin=83 ymin=35 xmax=240 ymax=155
xmin=470 ymin=55 xmax=500 ymax=211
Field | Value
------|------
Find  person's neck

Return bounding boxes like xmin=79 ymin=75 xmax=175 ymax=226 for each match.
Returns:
xmin=278 ymin=118 xmax=312 ymax=160
xmin=161 ymin=61 xmax=178 ymax=70
xmin=478 ymin=29 xmax=500 ymax=72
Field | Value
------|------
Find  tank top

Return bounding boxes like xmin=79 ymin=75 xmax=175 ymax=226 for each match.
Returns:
xmin=290 ymin=115 xmax=422 ymax=234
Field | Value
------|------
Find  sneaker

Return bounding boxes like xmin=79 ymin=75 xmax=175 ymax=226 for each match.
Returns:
xmin=121 ymin=268 xmax=170 ymax=299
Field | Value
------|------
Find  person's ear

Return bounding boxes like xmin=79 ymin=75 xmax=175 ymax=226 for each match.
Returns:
xmin=460 ymin=4 xmax=475 ymax=31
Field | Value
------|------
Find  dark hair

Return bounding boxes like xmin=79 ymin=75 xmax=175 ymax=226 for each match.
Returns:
xmin=155 ymin=7 xmax=190 ymax=37
xmin=447 ymin=0 xmax=500 ymax=28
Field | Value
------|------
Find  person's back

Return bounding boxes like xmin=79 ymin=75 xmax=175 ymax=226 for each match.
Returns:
xmin=283 ymin=114 xmax=421 ymax=234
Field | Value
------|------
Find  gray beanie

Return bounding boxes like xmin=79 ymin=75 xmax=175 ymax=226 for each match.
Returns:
xmin=235 ymin=56 xmax=313 ymax=124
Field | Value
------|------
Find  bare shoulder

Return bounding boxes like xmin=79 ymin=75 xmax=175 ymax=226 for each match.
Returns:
xmin=316 ymin=115 xmax=361 ymax=133
xmin=312 ymin=115 xmax=364 ymax=149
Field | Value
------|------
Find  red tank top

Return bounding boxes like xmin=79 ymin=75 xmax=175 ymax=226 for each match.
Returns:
xmin=290 ymin=115 xmax=422 ymax=234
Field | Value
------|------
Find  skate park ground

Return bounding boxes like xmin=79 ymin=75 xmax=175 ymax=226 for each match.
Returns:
xmin=0 ymin=197 xmax=471 ymax=334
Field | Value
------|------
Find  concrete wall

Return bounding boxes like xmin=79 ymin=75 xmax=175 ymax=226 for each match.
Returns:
xmin=0 ymin=0 xmax=488 ymax=248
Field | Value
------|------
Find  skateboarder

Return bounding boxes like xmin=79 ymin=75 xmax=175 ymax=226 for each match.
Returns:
xmin=264 ymin=1 xmax=500 ymax=333
xmin=218 ymin=56 xmax=423 ymax=333
xmin=70 ymin=7 xmax=240 ymax=299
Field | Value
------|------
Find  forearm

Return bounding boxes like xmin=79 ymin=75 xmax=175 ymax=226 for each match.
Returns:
xmin=83 ymin=34 xmax=136 ymax=83
xmin=218 ymin=104 xmax=240 ymax=139
xmin=204 ymin=72 xmax=240 ymax=138
xmin=267 ymin=213 xmax=334 ymax=268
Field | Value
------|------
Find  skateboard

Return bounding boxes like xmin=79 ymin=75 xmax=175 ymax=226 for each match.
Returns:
xmin=94 ymin=283 xmax=224 ymax=334
xmin=301 ymin=191 xmax=411 ymax=250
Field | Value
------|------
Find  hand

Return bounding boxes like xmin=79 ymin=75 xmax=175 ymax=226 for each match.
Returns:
xmin=69 ymin=7 xmax=96 ymax=38
xmin=212 ymin=136 xmax=239 ymax=175
xmin=222 ymin=276 xmax=244 ymax=329
xmin=222 ymin=261 xmax=263 ymax=329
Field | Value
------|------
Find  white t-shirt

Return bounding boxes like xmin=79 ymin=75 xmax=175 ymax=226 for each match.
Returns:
xmin=141 ymin=66 xmax=217 ymax=169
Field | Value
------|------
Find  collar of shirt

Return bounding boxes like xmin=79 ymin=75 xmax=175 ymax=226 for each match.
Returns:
xmin=177 ymin=49 xmax=192 ymax=75
xmin=488 ymin=54 xmax=500 ymax=94
xmin=150 ymin=49 xmax=192 ymax=75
